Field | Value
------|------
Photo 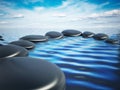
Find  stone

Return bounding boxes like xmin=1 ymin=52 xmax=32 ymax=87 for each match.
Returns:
xmin=62 ymin=29 xmax=82 ymax=36
xmin=105 ymin=39 xmax=119 ymax=44
xmin=0 ymin=44 xmax=28 ymax=59
xmin=45 ymin=31 xmax=63 ymax=39
xmin=0 ymin=44 xmax=3 ymax=46
xmin=20 ymin=35 xmax=48 ymax=42
xmin=0 ymin=57 xmax=66 ymax=90
xmin=0 ymin=38 xmax=4 ymax=41
xmin=82 ymin=31 xmax=94 ymax=38
xmin=93 ymin=33 xmax=109 ymax=40
xmin=0 ymin=36 xmax=4 ymax=41
xmin=0 ymin=36 xmax=2 ymax=39
xmin=10 ymin=40 xmax=35 ymax=49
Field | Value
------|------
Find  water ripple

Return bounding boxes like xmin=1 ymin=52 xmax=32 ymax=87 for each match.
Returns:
xmin=67 ymin=79 xmax=113 ymax=90
xmin=29 ymin=35 xmax=120 ymax=90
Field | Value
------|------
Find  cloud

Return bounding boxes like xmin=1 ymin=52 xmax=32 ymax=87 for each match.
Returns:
xmin=12 ymin=14 xmax=24 ymax=18
xmin=0 ymin=1 xmax=13 ymax=7
xmin=0 ymin=0 xmax=120 ymax=32
xmin=55 ymin=0 xmax=97 ymax=14
xmin=56 ymin=0 xmax=73 ymax=9
xmin=52 ymin=13 xmax=67 ymax=17
xmin=104 ymin=9 xmax=120 ymax=16
xmin=0 ymin=21 xmax=9 ymax=24
xmin=88 ymin=9 xmax=120 ymax=19
xmin=0 ymin=0 xmax=15 ymax=11
xmin=98 ymin=2 xmax=110 ymax=8
xmin=34 ymin=7 xmax=45 ymax=11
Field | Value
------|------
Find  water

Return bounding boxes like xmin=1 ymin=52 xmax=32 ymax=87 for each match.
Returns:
xmin=0 ymin=28 xmax=120 ymax=42
xmin=28 ymin=36 xmax=120 ymax=90
xmin=0 ymin=30 xmax=120 ymax=90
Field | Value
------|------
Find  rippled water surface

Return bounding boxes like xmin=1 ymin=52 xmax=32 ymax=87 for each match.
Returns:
xmin=29 ymin=35 xmax=120 ymax=90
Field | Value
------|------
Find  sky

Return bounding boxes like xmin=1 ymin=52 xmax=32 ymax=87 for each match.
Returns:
xmin=0 ymin=0 xmax=120 ymax=35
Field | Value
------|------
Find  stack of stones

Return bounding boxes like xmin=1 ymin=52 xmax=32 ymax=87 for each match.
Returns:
xmin=0 ymin=29 xmax=119 ymax=90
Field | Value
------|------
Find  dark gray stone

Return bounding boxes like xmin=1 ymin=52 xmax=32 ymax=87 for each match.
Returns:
xmin=0 ymin=44 xmax=28 ymax=59
xmin=82 ymin=31 xmax=94 ymax=38
xmin=62 ymin=29 xmax=82 ymax=36
xmin=45 ymin=31 xmax=63 ymax=39
xmin=0 ymin=57 xmax=66 ymax=90
xmin=0 ymin=36 xmax=2 ymax=39
xmin=10 ymin=40 xmax=35 ymax=49
xmin=105 ymin=39 xmax=119 ymax=44
xmin=0 ymin=38 xmax=4 ymax=41
xmin=9 ymin=44 xmax=28 ymax=57
xmin=93 ymin=33 xmax=109 ymax=40
xmin=0 ymin=36 xmax=4 ymax=41
xmin=20 ymin=35 xmax=48 ymax=42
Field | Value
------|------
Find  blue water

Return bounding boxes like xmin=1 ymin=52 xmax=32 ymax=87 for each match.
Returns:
xmin=28 ymin=35 xmax=120 ymax=90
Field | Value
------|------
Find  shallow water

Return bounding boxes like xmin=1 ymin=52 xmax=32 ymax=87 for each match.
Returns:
xmin=28 ymin=36 xmax=120 ymax=90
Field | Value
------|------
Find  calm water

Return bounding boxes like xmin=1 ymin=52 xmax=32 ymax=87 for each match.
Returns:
xmin=0 ymin=28 xmax=120 ymax=42
xmin=28 ymin=35 xmax=120 ymax=90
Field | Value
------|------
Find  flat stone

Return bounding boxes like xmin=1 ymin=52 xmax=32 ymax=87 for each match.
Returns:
xmin=0 ymin=36 xmax=2 ymax=38
xmin=0 ymin=44 xmax=28 ymax=59
xmin=0 ymin=57 xmax=66 ymax=90
xmin=93 ymin=33 xmax=109 ymax=40
xmin=62 ymin=29 xmax=82 ymax=36
xmin=82 ymin=31 xmax=94 ymax=38
xmin=105 ymin=39 xmax=119 ymax=44
xmin=0 ymin=38 xmax=4 ymax=41
xmin=9 ymin=44 xmax=28 ymax=57
xmin=10 ymin=40 xmax=35 ymax=49
xmin=45 ymin=31 xmax=63 ymax=39
xmin=20 ymin=35 xmax=48 ymax=42
xmin=0 ymin=36 xmax=4 ymax=41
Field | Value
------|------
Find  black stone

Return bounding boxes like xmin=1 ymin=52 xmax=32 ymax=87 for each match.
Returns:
xmin=0 ymin=38 xmax=4 ymax=41
xmin=0 ymin=36 xmax=2 ymax=39
xmin=20 ymin=35 xmax=48 ymax=42
xmin=0 ymin=57 xmax=66 ymax=90
xmin=0 ymin=44 xmax=28 ymax=59
xmin=45 ymin=31 xmax=63 ymax=39
xmin=82 ymin=31 xmax=94 ymax=38
xmin=93 ymin=33 xmax=109 ymax=40
xmin=62 ymin=29 xmax=82 ymax=36
xmin=0 ymin=36 xmax=4 ymax=41
xmin=105 ymin=39 xmax=119 ymax=44
xmin=10 ymin=40 xmax=35 ymax=49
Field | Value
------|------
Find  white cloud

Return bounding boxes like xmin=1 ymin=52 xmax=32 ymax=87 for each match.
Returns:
xmin=98 ymin=2 xmax=110 ymax=8
xmin=104 ymin=9 xmax=120 ymax=16
xmin=52 ymin=13 xmax=67 ymax=17
xmin=88 ymin=9 xmax=120 ymax=19
xmin=0 ymin=21 xmax=9 ymax=24
xmin=12 ymin=14 xmax=24 ymax=18
xmin=54 ymin=0 xmax=94 ymax=15
xmin=34 ymin=7 xmax=45 ymax=11
xmin=57 ymin=0 xmax=73 ymax=9
xmin=0 ymin=0 xmax=120 ymax=34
